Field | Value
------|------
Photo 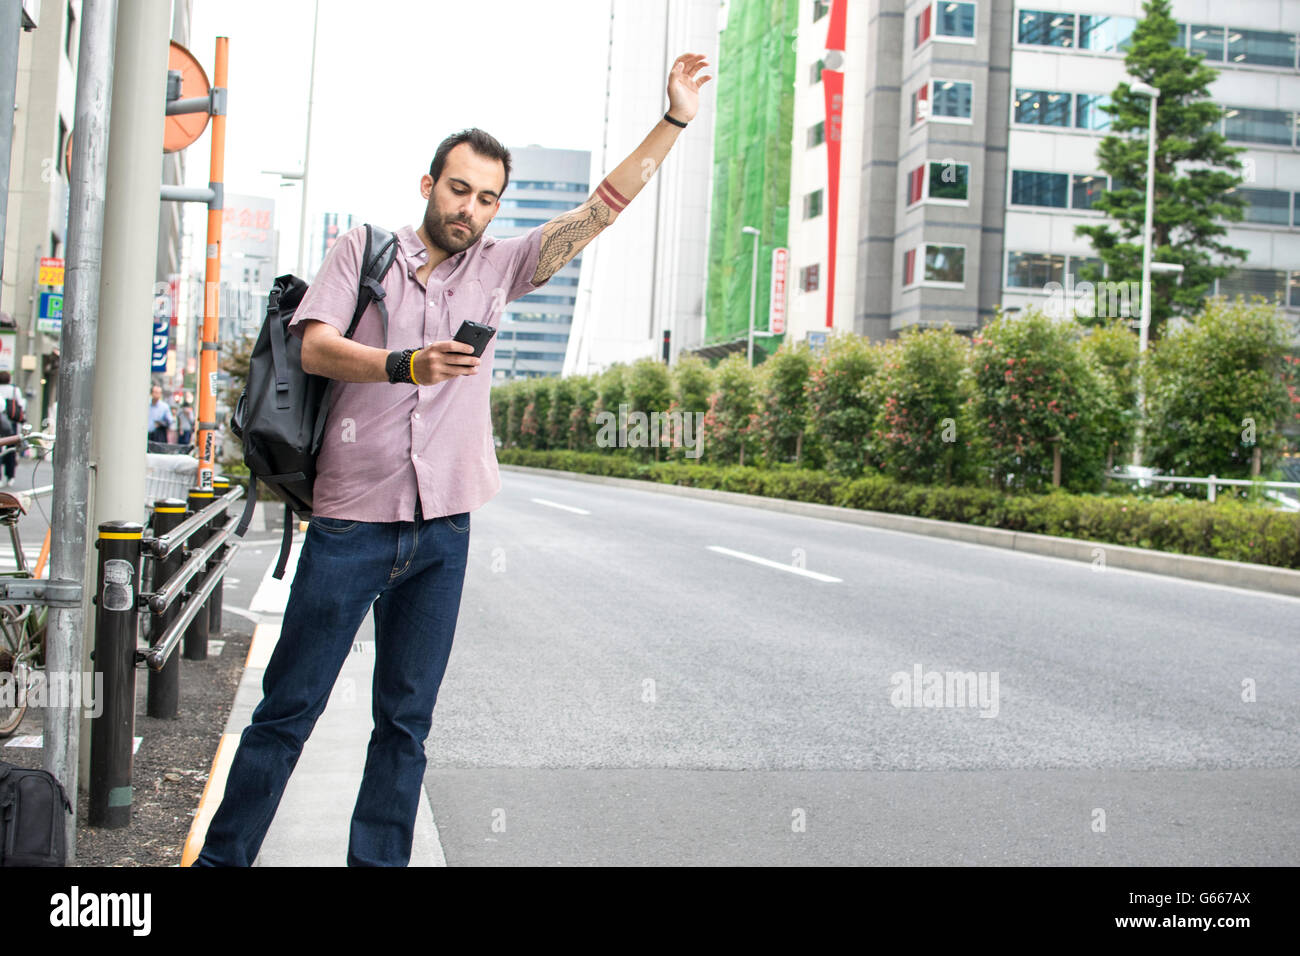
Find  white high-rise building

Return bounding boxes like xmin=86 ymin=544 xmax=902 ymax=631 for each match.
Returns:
xmin=563 ymin=0 xmax=722 ymax=377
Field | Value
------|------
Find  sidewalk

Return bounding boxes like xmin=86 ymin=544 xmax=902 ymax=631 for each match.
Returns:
xmin=181 ymin=524 xmax=446 ymax=866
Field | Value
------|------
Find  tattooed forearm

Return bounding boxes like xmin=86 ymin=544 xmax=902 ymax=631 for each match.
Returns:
xmin=532 ymin=194 xmax=615 ymax=285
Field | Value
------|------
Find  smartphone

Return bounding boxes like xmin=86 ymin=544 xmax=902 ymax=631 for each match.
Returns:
xmin=452 ymin=320 xmax=497 ymax=358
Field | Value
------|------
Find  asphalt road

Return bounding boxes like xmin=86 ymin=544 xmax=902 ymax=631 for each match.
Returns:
xmin=422 ymin=467 xmax=1300 ymax=865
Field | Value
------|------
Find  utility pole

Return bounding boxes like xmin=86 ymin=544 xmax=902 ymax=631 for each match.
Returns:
xmin=0 ymin=0 xmax=25 ymax=281
xmin=79 ymin=0 xmax=170 ymax=789
xmin=45 ymin=0 xmax=119 ymax=862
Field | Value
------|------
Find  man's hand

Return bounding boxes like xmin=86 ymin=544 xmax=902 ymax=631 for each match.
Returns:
xmin=667 ymin=53 xmax=711 ymax=123
xmin=413 ymin=340 xmax=481 ymax=386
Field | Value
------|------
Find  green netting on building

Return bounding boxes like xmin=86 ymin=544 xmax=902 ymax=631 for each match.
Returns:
xmin=703 ymin=0 xmax=797 ymax=363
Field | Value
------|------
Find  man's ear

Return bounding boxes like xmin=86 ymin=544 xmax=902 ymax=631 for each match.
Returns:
xmin=420 ymin=173 xmax=434 ymax=200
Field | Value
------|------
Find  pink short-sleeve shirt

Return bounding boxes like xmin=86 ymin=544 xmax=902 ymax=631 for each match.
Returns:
xmin=287 ymin=222 xmax=547 ymax=522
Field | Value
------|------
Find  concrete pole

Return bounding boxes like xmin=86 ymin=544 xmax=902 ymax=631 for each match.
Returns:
xmin=0 ymin=0 xmax=22 ymax=281
xmin=45 ymin=0 xmax=119 ymax=863
xmin=79 ymin=0 xmax=170 ymax=789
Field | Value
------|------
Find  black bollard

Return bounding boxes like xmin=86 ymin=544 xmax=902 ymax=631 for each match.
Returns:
xmin=147 ymin=499 xmax=187 ymax=718
xmin=89 ymin=520 xmax=143 ymax=828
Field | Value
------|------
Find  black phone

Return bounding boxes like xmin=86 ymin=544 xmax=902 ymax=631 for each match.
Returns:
xmin=452 ymin=319 xmax=497 ymax=358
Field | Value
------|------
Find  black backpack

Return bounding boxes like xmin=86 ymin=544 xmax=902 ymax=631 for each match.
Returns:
xmin=0 ymin=760 xmax=73 ymax=866
xmin=231 ymin=224 xmax=399 ymax=578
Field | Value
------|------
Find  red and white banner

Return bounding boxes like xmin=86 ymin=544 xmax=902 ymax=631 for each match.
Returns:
xmin=770 ymin=247 xmax=788 ymax=335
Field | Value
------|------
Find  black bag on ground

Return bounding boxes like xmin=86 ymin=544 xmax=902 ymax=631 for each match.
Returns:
xmin=0 ymin=760 xmax=73 ymax=866
xmin=230 ymin=224 xmax=399 ymax=578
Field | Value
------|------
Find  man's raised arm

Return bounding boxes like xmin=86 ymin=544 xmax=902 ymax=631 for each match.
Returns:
xmin=531 ymin=52 xmax=712 ymax=286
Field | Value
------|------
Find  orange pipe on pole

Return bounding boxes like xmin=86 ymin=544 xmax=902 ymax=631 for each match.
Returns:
xmin=197 ymin=36 xmax=229 ymax=492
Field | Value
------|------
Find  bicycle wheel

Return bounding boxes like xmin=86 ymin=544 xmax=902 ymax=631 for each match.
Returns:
xmin=0 ymin=612 xmax=33 ymax=738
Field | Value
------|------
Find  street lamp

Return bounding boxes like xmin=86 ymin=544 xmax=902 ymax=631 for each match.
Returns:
xmin=742 ymin=225 xmax=760 ymax=367
xmin=1129 ymin=79 xmax=1159 ymax=467
xmin=262 ymin=0 xmax=319 ymax=277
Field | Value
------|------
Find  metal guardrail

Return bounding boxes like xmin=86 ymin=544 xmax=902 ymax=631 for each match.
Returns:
xmin=90 ymin=479 xmax=241 ymax=827
xmin=1104 ymin=470 xmax=1300 ymax=504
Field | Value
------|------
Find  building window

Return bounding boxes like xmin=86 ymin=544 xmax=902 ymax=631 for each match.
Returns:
xmin=1227 ymin=29 xmax=1297 ymax=68
xmin=1078 ymin=15 xmax=1135 ymax=53
xmin=1234 ymin=188 xmax=1291 ymax=225
xmin=1006 ymin=252 xmax=1064 ymax=289
xmin=908 ymin=160 xmax=970 ymax=205
xmin=810 ymin=58 xmax=824 ymax=85
xmin=801 ymin=264 xmax=820 ymax=292
xmin=915 ymin=5 xmax=932 ymax=47
xmin=1014 ymin=88 xmax=1071 ymax=127
xmin=510 ymin=180 xmax=587 ymax=192
xmin=807 ymin=121 xmax=825 ymax=148
xmin=924 ymin=244 xmax=965 ymax=284
xmin=931 ymin=80 xmax=972 ymax=120
xmin=1217 ymin=268 xmax=1287 ymax=303
xmin=1223 ymin=107 xmax=1293 ymax=147
xmin=1189 ymin=24 xmax=1225 ymax=61
xmin=813 ymin=0 xmax=830 ymax=23
xmin=803 ymin=189 xmax=824 ymax=219
xmin=1067 ymin=255 xmax=1104 ymax=285
xmin=930 ymin=161 xmax=969 ymax=201
xmin=903 ymin=248 xmax=917 ymax=286
xmin=1295 ymin=193 xmax=1300 ymax=227
xmin=1018 ymin=9 xmax=1075 ymax=47
xmin=1071 ymin=174 xmax=1107 ymax=210
xmin=911 ymin=83 xmax=930 ymax=124
xmin=936 ymin=2 xmax=976 ymax=39
xmin=1075 ymin=93 xmax=1112 ymax=131
xmin=1011 ymin=170 xmax=1069 ymax=208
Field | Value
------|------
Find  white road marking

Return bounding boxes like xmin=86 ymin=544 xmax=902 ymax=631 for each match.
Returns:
xmin=707 ymin=545 xmax=843 ymax=582
xmin=531 ymin=497 xmax=591 ymax=515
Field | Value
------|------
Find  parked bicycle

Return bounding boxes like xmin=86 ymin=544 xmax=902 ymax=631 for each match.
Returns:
xmin=0 ymin=428 xmax=55 ymax=737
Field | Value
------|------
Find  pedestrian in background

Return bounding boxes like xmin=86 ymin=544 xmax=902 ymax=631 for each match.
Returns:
xmin=177 ymin=402 xmax=195 ymax=447
xmin=148 ymin=384 xmax=174 ymax=445
xmin=0 ymin=371 xmax=25 ymax=487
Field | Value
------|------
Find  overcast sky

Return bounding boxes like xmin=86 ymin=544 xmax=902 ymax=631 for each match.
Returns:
xmin=183 ymin=0 xmax=611 ymax=273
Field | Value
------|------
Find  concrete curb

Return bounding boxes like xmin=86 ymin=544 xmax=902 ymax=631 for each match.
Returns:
xmin=499 ymin=463 xmax=1300 ymax=599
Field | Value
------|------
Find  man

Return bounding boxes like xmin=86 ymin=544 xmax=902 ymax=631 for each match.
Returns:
xmin=147 ymin=384 xmax=174 ymax=445
xmin=193 ymin=53 xmax=710 ymax=867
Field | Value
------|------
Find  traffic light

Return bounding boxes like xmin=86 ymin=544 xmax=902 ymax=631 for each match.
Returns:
xmin=662 ymin=329 xmax=671 ymax=363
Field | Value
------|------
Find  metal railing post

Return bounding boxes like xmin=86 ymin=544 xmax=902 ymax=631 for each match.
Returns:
xmin=146 ymin=499 xmax=187 ymax=718
xmin=207 ymin=477 xmax=230 ymax=634
xmin=88 ymin=520 xmax=142 ymax=829
xmin=183 ymin=489 xmax=214 ymax=660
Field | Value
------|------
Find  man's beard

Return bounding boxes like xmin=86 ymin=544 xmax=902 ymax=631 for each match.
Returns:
xmin=423 ymin=208 xmax=477 ymax=253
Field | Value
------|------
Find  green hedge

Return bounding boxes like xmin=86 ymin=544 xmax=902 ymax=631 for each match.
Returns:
xmin=497 ymin=449 xmax=1300 ymax=570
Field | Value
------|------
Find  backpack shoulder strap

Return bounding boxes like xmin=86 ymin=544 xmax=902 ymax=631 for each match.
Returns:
xmin=312 ymin=225 xmax=401 ymax=457
xmin=345 ymin=224 xmax=400 ymax=346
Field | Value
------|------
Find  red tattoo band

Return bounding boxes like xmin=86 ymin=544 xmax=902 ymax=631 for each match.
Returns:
xmin=597 ymin=179 xmax=630 ymax=212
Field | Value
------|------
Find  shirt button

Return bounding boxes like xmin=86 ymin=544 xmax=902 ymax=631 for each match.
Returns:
xmin=413 ymin=412 xmax=420 ymax=420
xmin=428 ymin=300 xmax=436 ymax=307
xmin=447 ymin=289 xmax=454 ymax=296
xmin=413 ymin=453 xmax=419 ymax=460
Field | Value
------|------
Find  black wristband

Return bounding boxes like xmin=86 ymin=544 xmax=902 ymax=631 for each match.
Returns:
xmin=386 ymin=348 xmax=418 ymax=384
xmin=663 ymin=111 xmax=687 ymax=128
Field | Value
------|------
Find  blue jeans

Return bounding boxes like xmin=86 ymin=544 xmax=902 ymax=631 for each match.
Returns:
xmin=192 ymin=503 xmax=470 ymax=866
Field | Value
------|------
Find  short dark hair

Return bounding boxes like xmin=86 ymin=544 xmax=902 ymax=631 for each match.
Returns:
xmin=429 ymin=128 xmax=511 ymax=198
xmin=0 ymin=372 xmax=9 ymax=384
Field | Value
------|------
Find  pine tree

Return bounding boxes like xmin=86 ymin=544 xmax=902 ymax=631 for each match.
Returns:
xmin=1074 ymin=0 xmax=1247 ymax=339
